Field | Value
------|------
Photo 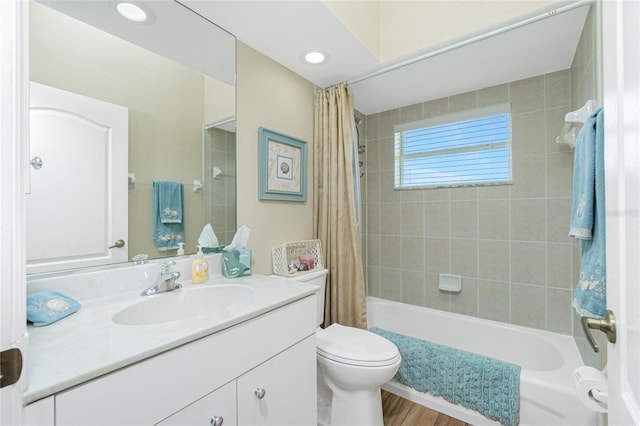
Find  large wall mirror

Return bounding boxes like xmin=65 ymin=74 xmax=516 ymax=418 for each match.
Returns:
xmin=27 ymin=0 xmax=236 ymax=274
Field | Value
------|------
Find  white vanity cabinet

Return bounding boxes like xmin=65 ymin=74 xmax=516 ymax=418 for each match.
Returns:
xmin=49 ymin=295 xmax=317 ymax=426
xmin=157 ymin=335 xmax=316 ymax=426
xmin=156 ymin=380 xmax=237 ymax=426
xmin=237 ymin=335 xmax=316 ymax=425
xmin=23 ymin=396 xmax=55 ymax=426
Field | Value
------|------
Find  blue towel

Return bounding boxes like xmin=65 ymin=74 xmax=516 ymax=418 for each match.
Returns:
xmin=153 ymin=180 xmax=185 ymax=251
xmin=371 ymin=327 xmax=520 ymax=426
xmin=156 ymin=180 xmax=183 ymax=223
xmin=570 ymin=108 xmax=606 ymax=318
xmin=27 ymin=291 xmax=80 ymax=327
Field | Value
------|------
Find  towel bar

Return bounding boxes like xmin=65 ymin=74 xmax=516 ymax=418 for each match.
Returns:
xmin=555 ymin=99 xmax=599 ymax=149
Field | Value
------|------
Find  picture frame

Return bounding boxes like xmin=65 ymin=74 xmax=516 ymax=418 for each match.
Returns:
xmin=258 ymin=127 xmax=308 ymax=202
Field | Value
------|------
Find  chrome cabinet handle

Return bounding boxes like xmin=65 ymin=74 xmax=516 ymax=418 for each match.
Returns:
xmin=108 ymin=239 xmax=125 ymax=249
xmin=30 ymin=156 xmax=43 ymax=170
xmin=210 ymin=415 xmax=223 ymax=426
xmin=254 ymin=388 xmax=266 ymax=399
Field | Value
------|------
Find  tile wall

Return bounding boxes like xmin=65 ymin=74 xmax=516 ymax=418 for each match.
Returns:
xmin=569 ymin=4 xmax=603 ymax=368
xmin=362 ymin=69 xmax=577 ymax=334
xmin=204 ymin=127 xmax=237 ymax=246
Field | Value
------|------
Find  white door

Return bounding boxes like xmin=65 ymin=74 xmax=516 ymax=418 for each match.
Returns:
xmin=603 ymin=0 xmax=640 ymax=424
xmin=0 ymin=0 xmax=28 ymax=424
xmin=27 ymin=82 xmax=128 ymax=273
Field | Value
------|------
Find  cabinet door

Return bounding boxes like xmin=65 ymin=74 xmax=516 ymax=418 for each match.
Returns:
xmin=24 ymin=397 xmax=55 ymax=426
xmin=156 ymin=381 xmax=236 ymax=426
xmin=237 ymin=336 xmax=316 ymax=426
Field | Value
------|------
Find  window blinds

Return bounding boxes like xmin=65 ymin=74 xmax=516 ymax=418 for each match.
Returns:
xmin=394 ymin=104 xmax=512 ymax=189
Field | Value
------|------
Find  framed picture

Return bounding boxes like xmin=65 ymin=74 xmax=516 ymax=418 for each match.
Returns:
xmin=258 ymin=127 xmax=308 ymax=201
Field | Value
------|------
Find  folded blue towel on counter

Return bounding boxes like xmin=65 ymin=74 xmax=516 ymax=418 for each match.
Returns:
xmin=371 ymin=327 xmax=521 ymax=426
xmin=27 ymin=291 xmax=80 ymax=327
xmin=570 ymin=108 xmax=606 ymax=318
xmin=153 ymin=180 xmax=185 ymax=251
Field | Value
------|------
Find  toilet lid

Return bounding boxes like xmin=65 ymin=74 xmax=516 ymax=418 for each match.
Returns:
xmin=316 ymin=323 xmax=401 ymax=367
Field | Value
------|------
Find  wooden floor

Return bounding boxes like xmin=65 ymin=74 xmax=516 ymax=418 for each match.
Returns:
xmin=382 ymin=390 xmax=471 ymax=426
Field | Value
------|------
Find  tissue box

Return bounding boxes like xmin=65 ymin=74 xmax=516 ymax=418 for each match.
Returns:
xmin=222 ymin=249 xmax=252 ymax=278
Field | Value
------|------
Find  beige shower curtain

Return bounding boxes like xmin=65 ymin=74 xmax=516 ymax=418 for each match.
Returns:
xmin=313 ymin=83 xmax=367 ymax=329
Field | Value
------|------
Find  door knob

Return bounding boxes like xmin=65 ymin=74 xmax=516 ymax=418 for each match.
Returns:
xmin=108 ymin=239 xmax=125 ymax=249
xmin=581 ymin=310 xmax=616 ymax=353
xmin=210 ymin=415 xmax=223 ymax=426
xmin=30 ymin=156 xmax=43 ymax=170
xmin=254 ymin=388 xmax=266 ymax=399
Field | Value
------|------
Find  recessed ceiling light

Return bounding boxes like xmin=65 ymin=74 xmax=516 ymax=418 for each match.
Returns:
xmin=116 ymin=2 xmax=150 ymax=23
xmin=303 ymin=50 xmax=329 ymax=65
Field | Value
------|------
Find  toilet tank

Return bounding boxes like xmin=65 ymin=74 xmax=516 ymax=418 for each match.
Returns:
xmin=286 ymin=268 xmax=328 ymax=327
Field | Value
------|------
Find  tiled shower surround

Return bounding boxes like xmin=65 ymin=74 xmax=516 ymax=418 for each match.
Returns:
xmin=204 ymin=127 xmax=237 ymax=246
xmin=362 ymin=69 xmax=577 ymax=335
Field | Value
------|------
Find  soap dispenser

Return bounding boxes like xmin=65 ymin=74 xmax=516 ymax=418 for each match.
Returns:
xmin=177 ymin=243 xmax=185 ymax=256
xmin=191 ymin=245 xmax=209 ymax=284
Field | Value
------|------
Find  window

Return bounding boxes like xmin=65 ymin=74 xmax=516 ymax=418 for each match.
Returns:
xmin=394 ymin=104 xmax=512 ymax=189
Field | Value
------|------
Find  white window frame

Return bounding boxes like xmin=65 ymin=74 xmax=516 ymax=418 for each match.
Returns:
xmin=394 ymin=103 xmax=513 ymax=190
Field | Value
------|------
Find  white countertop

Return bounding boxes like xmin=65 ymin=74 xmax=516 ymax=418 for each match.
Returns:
xmin=24 ymin=266 xmax=318 ymax=404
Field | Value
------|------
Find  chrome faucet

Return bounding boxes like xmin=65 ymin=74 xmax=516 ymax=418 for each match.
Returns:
xmin=140 ymin=260 xmax=182 ymax=296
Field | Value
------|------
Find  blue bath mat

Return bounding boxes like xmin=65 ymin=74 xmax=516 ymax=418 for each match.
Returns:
xmin=371 ymin=327 xmax=520 ymax=426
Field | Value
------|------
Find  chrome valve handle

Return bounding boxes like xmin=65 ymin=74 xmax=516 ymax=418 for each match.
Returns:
xmin=159 ymin=259 xmax=176 ymax=274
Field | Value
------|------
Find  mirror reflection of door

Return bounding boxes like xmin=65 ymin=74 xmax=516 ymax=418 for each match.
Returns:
xmin=30 ymin=1 xmax=236 ymax=265
xmin=27 ymin=82 xmax=128 ymax=273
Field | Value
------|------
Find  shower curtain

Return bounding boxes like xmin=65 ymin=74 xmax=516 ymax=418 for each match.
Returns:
xmin=313 ymin=83 xmax=367 ymax=329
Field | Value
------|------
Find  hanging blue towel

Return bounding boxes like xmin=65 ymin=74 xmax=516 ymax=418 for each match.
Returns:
xmin=371 ymin=327 xmax=520 ymax=426
xmin=153 ymin=180 xmax=185 ymax=251
xmin=156 ymin=179 xmax=184 ymax=223
xmin=570 ymin=108 xmax=606 ymax=318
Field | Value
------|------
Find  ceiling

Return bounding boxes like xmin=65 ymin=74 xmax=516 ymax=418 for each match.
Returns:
xmin=182 ymin=0 xmax=591 ymax=115
xmin=40 ymin=0 xmax=592 ymax=116
xmin=37 ymin=0 xmax=236 ymax=86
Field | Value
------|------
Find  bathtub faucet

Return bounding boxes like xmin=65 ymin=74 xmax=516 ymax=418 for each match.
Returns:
xmin=141 ymin=260 xmax=182 ymax=296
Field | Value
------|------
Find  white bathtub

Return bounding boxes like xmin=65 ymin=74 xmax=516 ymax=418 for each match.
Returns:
xmin=366 ymin=297 xmax=596 ymax=426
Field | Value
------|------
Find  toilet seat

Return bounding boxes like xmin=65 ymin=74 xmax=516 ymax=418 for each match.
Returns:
xmin=316 ymin=323 xmax=401 ymax=367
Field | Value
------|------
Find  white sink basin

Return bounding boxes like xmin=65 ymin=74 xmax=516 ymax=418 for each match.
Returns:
xmin=113 ymin=284 xmax=254 ymax=326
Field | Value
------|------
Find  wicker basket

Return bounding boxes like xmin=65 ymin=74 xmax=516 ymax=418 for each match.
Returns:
xmin=271 ymin=239 xmax=324 ymax=276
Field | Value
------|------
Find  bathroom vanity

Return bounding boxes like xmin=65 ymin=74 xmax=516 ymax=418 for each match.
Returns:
xmin=23 ymin=256 xmax=319 ymax=425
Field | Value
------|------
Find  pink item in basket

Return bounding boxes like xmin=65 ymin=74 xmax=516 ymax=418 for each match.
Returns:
xmin=299 ymin=254 xmax=315 ymax=270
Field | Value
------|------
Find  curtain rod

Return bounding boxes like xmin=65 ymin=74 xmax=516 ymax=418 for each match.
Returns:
xmin=204 ymin=115 xmax=236 ymax=130
xmin=346 ymin=0 xmax=595 ymax=86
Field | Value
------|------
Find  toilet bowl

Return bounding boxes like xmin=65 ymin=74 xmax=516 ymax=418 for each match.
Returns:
xmin=286 ymin=268 xmax=401 ymax=426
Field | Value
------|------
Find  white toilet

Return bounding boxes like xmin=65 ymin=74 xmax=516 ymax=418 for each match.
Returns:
xmin=289 ymin=268 xmax=401 ymax=426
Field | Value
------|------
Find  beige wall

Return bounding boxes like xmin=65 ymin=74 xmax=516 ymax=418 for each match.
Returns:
xmin=205 ymin=78 xmax=235 ymax=124
xmin=236 ymin=42 xmax=316 ymax=274
xmin=322 ymin=1 xmax=380 ymax=58
xmin=324 ymin=0 xmax=554 ymax=62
